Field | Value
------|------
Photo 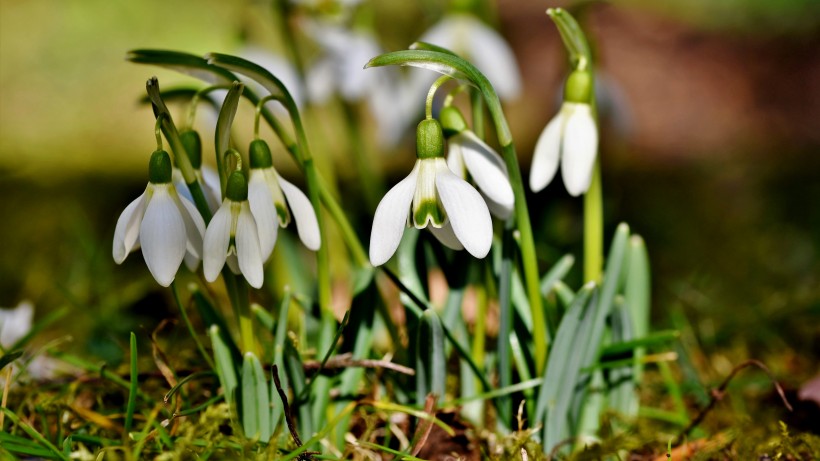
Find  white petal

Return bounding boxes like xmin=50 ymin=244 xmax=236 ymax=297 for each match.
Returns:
xmin=529 ymin=112 xmax=563 ymax=192
xmin=203 ymin=201 xmax=233 ymax=282
xmin=278 ymin=174 xmax=321 ymax=251
xmin=369 ymin=164 xmax=419 ymax=266
xmin=483 ymin=192 xmax=514 ymax=220
xmin=306 ymin=57 xmax=336 ymax=104
xmin=455 ymin=131 xmax=514 ymax=214
xmin=112 ymin=190 xmax=147 ymax=264
xmin=461 ymin=15 xmax=522 ymax=100
xmin=561 ymin=105 xmax=598 ymax=197
xmin=248 ymin=170 xmax=279 ymax=261
xmin=175 ymin=192 xmax=207 ymax=269
xmin=139 ymin=186 xmax=187 ymax=287
xmin=428 ymin=222 xmax=463 ymax=250
xmin=446 ymin=143 xmax=466 ymax=178
xmin=435 ymin=164 xmax=493 ymax=259
xmin=0 ymin=300 xmax=34 ymax=348
xmin=235 ymin=203 xmax=264 ymax=289
xmin=200 ymin=166 xmax=223 ymax=212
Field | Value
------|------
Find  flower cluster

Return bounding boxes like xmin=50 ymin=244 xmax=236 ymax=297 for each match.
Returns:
xmin=113 ymin=142 xmax=319 ymax=288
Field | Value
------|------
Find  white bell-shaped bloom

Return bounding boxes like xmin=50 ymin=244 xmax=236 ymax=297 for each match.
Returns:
xmin=203 ymin=171 xmax=265 ymax=289
xmin=246 ymin=140 xmax=321 ymax=262
xmin=0 ymin=300 xmax=33 ymax=349
xmin=529 ymin=102 xmax=598 ymax=196
xmin=304 ymin=19 xmax=419 ymax=147
xmin=416 ymin=13 xmax=521 ymax=101
xmin=369 ymin=120 xmax=492 ymax=266
xmin=440 ymin=106 xmax=514 ymax=219
xmin=113 ymin=151 xmax=206 ymax=287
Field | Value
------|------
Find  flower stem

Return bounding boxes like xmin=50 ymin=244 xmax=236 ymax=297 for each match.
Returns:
xmin=583 ymin=161 xmax=603 ymax=282
xmin=426 ymin=75 xmax=452 ymax=119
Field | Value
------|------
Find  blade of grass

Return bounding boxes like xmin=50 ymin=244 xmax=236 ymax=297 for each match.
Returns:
xmin=124 ymin=332 xmax=138 ymax=435
xmin=171 ymin=282 xmax=215 ymax=370
xmin=208 ymin=325 xmax=238 ymax=407
xmin=1 ymin=408 xmax=69 ymax=461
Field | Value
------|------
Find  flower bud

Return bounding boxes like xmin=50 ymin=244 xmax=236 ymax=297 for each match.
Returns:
xmin=225 ymin=171 xmax=248 ymax=201
xmin=439 ymin=106 xmax=468 ymax=138
xmin=148 ymin=150 xmax=173 ymax=184
xmin=179 ymin=130 xmax=203 ymax=169
xmin=249 ymin=139 xmax=273 ymax=169
xmin=563 ymin=69 xmax=593 ymax=103
xmin=416 ymin=119 xmax=445 ymax=160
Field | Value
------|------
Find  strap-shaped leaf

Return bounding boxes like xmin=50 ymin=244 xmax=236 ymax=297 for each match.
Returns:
xmin=127 ymin=49 xmax=236 ymax=85
xmin=366 ymin=48 xmax=512 ymax=146
xmin=546 ymin=8 xmax=592 ymax=70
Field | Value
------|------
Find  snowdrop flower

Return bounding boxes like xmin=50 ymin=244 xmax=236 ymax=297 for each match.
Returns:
xmin=0 ymin=300 xmax=33 ymax=349
xmin=416 ymin=13 xmax=521 ymax=101
xmin=247 ymin=139 xmax=321 ymax=262
xmin=530 ymin=69 xmax=598 ymax=197
xmin=439 ymin=106 xmax=514 ymax=219
xmin=113 ymin=151 xmax=206 ymax=287
xmin=204 ymin=171 xmax=265 ymax=289
xmin=369 ymin=119 xmax=492 ymax=266
xmin=304 ymin=19 xmax=417 ymax=147
xmin=172 ymin=130 xmax=221 ymax=214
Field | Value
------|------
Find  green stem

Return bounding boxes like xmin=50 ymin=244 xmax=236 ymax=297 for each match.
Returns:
xmin=500 ymin=143 xmax=548 ymax=372
xmin=171 ymin=282 xmax=216 ymax=370
xmin=426 ymin=75 xmax=452 ymax=119
xmin=583 ymin=161 xmax=603 ymax=283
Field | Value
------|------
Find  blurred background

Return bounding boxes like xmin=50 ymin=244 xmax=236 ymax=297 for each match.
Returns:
xmin=1 ymin=0 xmax=818 ymax=421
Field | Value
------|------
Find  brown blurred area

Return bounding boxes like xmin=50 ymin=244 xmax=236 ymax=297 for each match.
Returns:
xmin=500 ymin=1 xmax=820 ymax=162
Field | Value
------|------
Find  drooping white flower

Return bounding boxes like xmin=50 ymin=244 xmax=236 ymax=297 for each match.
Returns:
xmin=415 ymin=13 xmax=522 ymax=101
xmin=369 ymin=119 xmax=492 ymax=266
xmin=0 ymin=300 xmax=33 ymax=349
xmin=203 ymin=171 xmax=265 ymax=289
xmin=440 ymin=106 xmax=514 ymax=219
xmin=113 ymin=150 xmax=206 ymax=287
xmin=304 ymin=19 xmax=419 ymax=147
xmin=247 ymin=139 xmax=321 ymax=261
xmin=530 ymin=69 xmax=598 ymax=197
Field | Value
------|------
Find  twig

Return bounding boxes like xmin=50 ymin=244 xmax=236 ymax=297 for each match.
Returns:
xmin=301 ymin=353 xmax=415 ymax=376
xmin=272 ymin=365 xmax=319 ymax=461
xmin=675 ymin=359 xmax=792 ymax=444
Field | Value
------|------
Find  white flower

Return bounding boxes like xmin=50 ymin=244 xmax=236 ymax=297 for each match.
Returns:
xmin=173 ymin=165 xmax=221 ymax=216
xmin=441 ymin=107 xmax=514 ymax=219
xmin=369 ymin=120 xmax=492 ymax=266
xmin=304 ymin=19 xmax=418 ymax=147
xmin=113 ymin=151 xmax=206 ymax=287
xmin=529 ymin=102 xmax=598 ymax=196
xmin=0 ymin=300 xmax=33 ymax=349
xmin=203 ymin=172 xmax=265 ymax=289
xmin=416 ymin=13 xmax=522 ymax=101
xmin=247 ymin=153 xmax=321 ymax=261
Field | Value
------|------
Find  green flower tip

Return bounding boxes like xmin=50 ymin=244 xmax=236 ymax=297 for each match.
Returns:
xmin=179 ymin=130 xmax=203 ymax=169
xmin=564 ymin=68 xmax=593 ymax=103
xmin=148 ymin=150 xmax=172 ymax=184
xmin=225 ymin=171 xmax=248 ymax=201
xmin=546 ymin=7 xmax=562 ymax=18
xmin=248 ymin=139 xmax=273 ymax=169
xmin=439 ymin=106 xmax=468 ymax=138
xmin=416 ymin=119 xmax=445 ymax=159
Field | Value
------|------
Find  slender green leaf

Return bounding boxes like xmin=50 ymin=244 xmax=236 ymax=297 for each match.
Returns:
xmin=545 ymin=8 xmax=592 ymax=69
xmin=540 ymin=254 xmax=575 ymax=297
xmin=417 ymin=309 xmax=446 ymax=406
xmin=208 ymin=325 xmax=238 ymax=406
xmin=124 ymin=332 xmax=138 ymax=434
xmin=241 ymin=352 xmax=271 ymax=441
xmin=0 ymin=350 xmax=23 ymax=371
xmin=126 ymin=49 xmax=235 ymax=85
xmin=194 ymin=287 xmax=241 ymax=361
xmin=0 ymin=408 xmax=68 ymax=461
